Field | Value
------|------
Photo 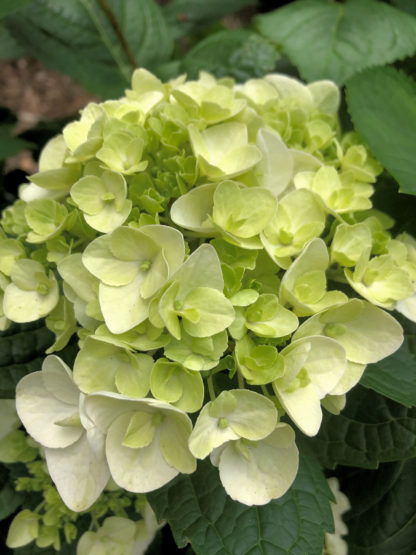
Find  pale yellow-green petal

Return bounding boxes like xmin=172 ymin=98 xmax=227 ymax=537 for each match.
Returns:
xmin=105 ymin=413 xmax=178 ymax=493
xmin=275 ymin=382 xmax=322 ymax=436
xmin=44 ymin=433 xmax=109 ymax=511
xmin=99 ymin=275 xmax=150 ymax=334
xmin=253 ymin=128 xmax=293 ymax=196
xmin=215 ymin=423 xmax=298 ymax=505
xmin=3 ymin=279 xmax=59 ymax=323
xmin=16 ymin=371 xmax=82 ymax=449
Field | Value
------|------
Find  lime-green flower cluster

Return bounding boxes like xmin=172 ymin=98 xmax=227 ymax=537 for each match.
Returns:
xmin=1 ymin=69 xmax=412 ymax=509
xmin=7 ymin=465 xmax=158 ymax=554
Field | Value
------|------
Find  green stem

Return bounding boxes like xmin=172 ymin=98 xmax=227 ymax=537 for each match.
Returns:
xmin=261 ymin=384 xmax=274 ymax=400
xmin=89 ymin=514 xmax=100 ymax=531
xmin=237 ymin=371 xmax=245 ymax=389
xmin=34 ymin=500 xmax=46 ymax=514
xmin=207 ymin=375 xmax=216 ymax=400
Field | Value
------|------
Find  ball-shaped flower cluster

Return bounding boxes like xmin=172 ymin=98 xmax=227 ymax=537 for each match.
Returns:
xmin=2 ymin=69 xmax=412 ymax=509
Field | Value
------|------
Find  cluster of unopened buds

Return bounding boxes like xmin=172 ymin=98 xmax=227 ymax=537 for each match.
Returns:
xmin=0 ymin=68 xmax=413 ymax=518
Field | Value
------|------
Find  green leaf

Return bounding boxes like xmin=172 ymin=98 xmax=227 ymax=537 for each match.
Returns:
xmin=13 ymin=542 xmax=74 ymax=555
xmin=392 ymin=0 xmax=416 ymax=17
xmin=341 ymin=459 xmax=416 ymax=554
xmin=346 ymin=66 xmax=416 ymax=195
xmin=371 ymin=175 xmax=416 ymax=236
xmin=299 ymin=385 xmax=416 ymax=469
xmin=0 ymin=322 xmax=53 ymax=399
xmin=0 ymin=24 xmax=25 ymax=59
xmin=180 ymin=29 xmax=280 ymax=82
xmin=0 ymin=464 xmax=23 ymax=521
xmin=4 ymin=0 xmax=173 ymax=98
xmin=361 ymin=314 xmax=416 ymax=407
xmin=163 ymin=0 xmax=256 ymax=39
xmin=0 ymin=0 xmax=32 ymax=18
xmin=254 ymin=0 xmax=416 ymax=84
xmin=148 ymin=454 xmax=334 ymax=554
xmin=0 ymin=124 xmax=32 ymax=160
xmin=0 ymin=481 xmax=23 ymax=521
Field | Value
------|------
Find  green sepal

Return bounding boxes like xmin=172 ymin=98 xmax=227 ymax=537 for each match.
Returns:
xmin=189 ymin=389 xmax=277 ymax=459
xmin=235 ymin=335 xmax=285 ymax=385
xmin=45 ymin=296 xmax=77 ymax=353
xmin=189 ymin=122 xmax=262 ymax=180
xmin=331 ymin=222 xmax=373 ymax=267
xmin=280 ymin=238 xmax=347 ymax=316
xmin=70 ymin=171 xmax=132 ymax=233
xmin=0 ymin=239 xmax=25 ymax=276
xmin=3 ymin=260 xmax=59 ymax=323
xmin=212 ymin=180 xmax=276 ymax=239
xmin=151 ymin=358 xmax=204 ymax=412
xmin=6 ymin=509 xmax=40 ymax=548
xmin=164 ymin=329 xmax=228 ymax=371
xmin=25 ymin=199 xmax=68 ymax=243
xmin=245 ymin=293 xmax=299 ymax=338
xmin=73 ymin=336 xmax=152 ymax=397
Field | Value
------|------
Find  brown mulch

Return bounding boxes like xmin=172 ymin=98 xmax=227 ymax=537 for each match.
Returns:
xmin=0 ymin=57 xmax=97 ymax=172
xmin=0 ymin=57 xmax=97 ymax=130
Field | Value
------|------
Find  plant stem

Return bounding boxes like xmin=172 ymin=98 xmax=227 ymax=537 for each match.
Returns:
xmin=97 ymin=0 xmax=138 ymax=69
xmin=237 ymin=371 xmax=245 ymax=389
xmin=89 ymin=514 xmax=100 ymax=531
xmin=261 ymin=384 xmax=273 ymax=400
xmin=34 ymin=500 xmax=46 ymax=513
xmin=207 ymin=375 xmax=216 ymax=400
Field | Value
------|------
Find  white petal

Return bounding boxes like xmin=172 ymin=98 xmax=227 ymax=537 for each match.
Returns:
xmin=99 ymin=275 xmax=150 ymax=334
xmin=16 ymin=372 xmax=82 ymax=448
xmin=282 ymin=336 xmax=346 ymax=398
xmin=217 ymin=423 xmax=299 ymax=505
xmin=396 ymin=293 xmax=416 ymax=323
xmin=42 ymin=355 xmax=79 ymax=405
xmin=275 ymin=382 xmax=322 ymax=436
xmin=3 ymin=281 xmax=59 ymax=323
xmin=106 ymin=413 xmax=178 ymax=493
xmin=86 ymin=393 xmax=185 ymax=433
xmin=254 ymin=128 xmax=293 ymax=197
xmin=188 ymin=403 xmax=239 ymax=459
xmin=330 ymin=361 xmax=366 ymax=395
xmin=44 ymin=433 xmax=109 ymax=511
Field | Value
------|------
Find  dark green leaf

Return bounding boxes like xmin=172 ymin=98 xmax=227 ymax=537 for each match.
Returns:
xmin=0 ymin=322 xmax=53 ymax=399
xmin=4 ymin=0 xmax=173 ymax=99
xmin=163 ymin=0 xmax=256 ymax=39
xmin=254 ymin=0 xmax=416 ymax=84
xmin=346 ymin=66 xmax=416 ymax=195
xmin=0 ymin=0 xmax=32 ymax=19
xmin=299 ymin=386 xmax=416 ymax=469
xmin=0 ymin=24 xmax=25 ymax=59
xmin=180 ymin=29 xmax=279 ymax=81
xmin=341 ymin=460 xmax=416 ymax=554
xmin=0 ymin=482 xmax=23 ymax=521
xmin=148 ymin=454 xmax=334 ymax=554
xmin=371 ymin=175 xmax=416 ymax=236
xmin=361 ymin=314 xmax=416 ymax=407
xmin=0 ymin=464 xmax=23 ymax=521
xmin=14 ymin=543 xmax=74 ymax=555
xmin=392 ymin=0 xmax=416 ymax=17
xmin=0 ymin=125 xmax=32 ymax=160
